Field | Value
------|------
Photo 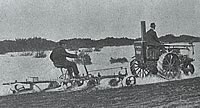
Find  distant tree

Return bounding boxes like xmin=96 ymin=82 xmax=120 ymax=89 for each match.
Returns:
xmin=0 ymin=37 xmax=56 ymax=54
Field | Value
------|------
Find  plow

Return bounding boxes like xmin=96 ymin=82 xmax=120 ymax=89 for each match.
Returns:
xmin=3 ymin=55 xmax=136 ymax=95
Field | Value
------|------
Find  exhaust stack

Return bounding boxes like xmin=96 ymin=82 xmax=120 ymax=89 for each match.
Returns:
xmin=141 ymin=21 xmax=146 ymax=41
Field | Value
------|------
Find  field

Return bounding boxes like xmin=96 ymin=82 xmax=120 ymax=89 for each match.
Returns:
xmin=0 ymin=77 xmax=200 ymax=108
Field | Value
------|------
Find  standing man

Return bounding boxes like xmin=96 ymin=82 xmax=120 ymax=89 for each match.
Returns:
xmin=144 ymin=23 xmax=161 ymax=46
xmin=50 ymin=41 xmax=80 ymax=78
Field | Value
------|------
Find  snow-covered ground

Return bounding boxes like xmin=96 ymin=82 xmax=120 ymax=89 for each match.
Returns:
xmin=0 ymin=43 xmax=199 ymax=96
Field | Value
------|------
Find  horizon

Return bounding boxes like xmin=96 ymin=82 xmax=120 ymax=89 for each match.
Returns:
xmin=0 ymin=34 xmax=198 ymax=42
xmin=0 ymin=36 xmax=134 ymax=42
xmin=0 ymin=0 xmax=199 ymax=41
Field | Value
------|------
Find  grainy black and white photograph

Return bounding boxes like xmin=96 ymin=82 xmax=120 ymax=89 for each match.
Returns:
xmin=0 ymin=0 xmax=200 ymax=107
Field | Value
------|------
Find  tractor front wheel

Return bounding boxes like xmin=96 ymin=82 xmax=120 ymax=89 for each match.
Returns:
xmin=182 ymin=63 xmax=195 ymax=75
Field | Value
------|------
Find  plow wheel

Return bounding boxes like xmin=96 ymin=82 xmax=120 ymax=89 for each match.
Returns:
xmin=157 ymin=53 xmax=181 ymax=79
xmin=86 ymin=74 xmax=99 ymax=87
xmin=64 ymin=79 xmax=84 ymax=88
xmin=75 ymin=79 xmax=84 ymax=86
xmin=87 ymin=78 xmax=99 ymax=87
xmin=125 ymin=76 xmax=136 ymax=86
xmin=130 ymin=59 xmax=150 ymax=78
xmin=109 ymin=79 xmax=120 ymax=87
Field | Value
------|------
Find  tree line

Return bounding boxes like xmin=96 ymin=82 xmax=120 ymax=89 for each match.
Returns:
xmin=59 ymin=37 xmax=135 ymax=49
xmin=159 ymin=34 xmax=200 ymax=43
xmin=0 ymin=37 xmax=56 ymax=54
xmin=0 ymin=37 xmax=135 ymax=54
xmin=0 ymin=35 xmax=199 ymax=54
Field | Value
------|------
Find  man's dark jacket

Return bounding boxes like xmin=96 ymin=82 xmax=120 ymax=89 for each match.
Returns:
xmin=144 ymin=29 xmax=161 ymax=46
xmin=50 ymin=46 xmax=77 ymax=64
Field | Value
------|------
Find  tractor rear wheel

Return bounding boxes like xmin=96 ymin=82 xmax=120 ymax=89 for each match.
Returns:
xmin=157 ymin=53 xmax=181 ymax=79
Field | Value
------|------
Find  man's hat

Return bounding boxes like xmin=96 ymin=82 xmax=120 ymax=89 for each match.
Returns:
xmin=150 ymin=23 xmax=156 ymax=27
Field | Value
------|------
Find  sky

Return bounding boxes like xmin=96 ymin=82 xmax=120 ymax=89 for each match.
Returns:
xmin=0 ymin=0 xmax=199 ymax=41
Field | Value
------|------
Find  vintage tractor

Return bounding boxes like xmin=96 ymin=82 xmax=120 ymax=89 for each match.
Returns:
xmin=130 ymin=21 xmax=195 ymax=80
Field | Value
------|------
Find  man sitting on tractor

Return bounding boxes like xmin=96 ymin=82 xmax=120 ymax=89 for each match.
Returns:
xmin=144 ymin=22 xmax=161 ymax=46
xmin=144 ymin=23 xmax=165 ymax=60
xmin=50 ymin=41 xmax=80 ymax=78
